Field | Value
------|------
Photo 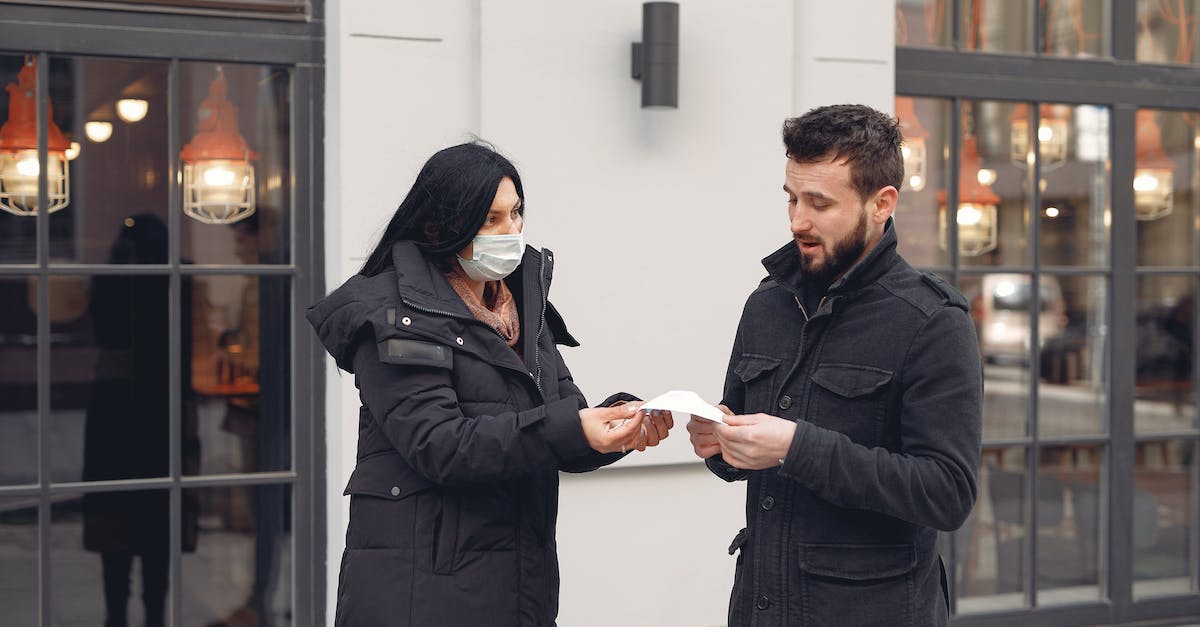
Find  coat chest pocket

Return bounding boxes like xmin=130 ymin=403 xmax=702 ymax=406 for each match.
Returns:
xmin=734 ymin=354 xmax=782 ymax=411
xmin=807 ymin=363 xmax=893 ymax=446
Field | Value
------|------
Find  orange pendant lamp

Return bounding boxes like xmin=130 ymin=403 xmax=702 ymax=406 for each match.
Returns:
xmin=939 ymin=134 xmax=1000 ymax=256
xmin=1133 ymin=109 xmax=1174 ymax=221
xmin=180 ymin=67 xmax=257 ymax=224
xmin=896 ymin=96 xmax=928 ymax=191
xmin=0 ymin=57 xmax=70 ymax=216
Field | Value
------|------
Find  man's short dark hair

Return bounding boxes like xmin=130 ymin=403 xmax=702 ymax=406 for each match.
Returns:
xmin=782 ymin=104 xmax=904 ymax=201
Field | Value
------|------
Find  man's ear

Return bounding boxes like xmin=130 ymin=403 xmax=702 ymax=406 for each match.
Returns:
xmin=871 ymin=186 xmax=898 ymax=225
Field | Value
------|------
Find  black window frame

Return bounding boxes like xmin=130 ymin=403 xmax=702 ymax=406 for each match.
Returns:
xmin=898 ymin=2 xmax=1200 ymax=625
xmin=0 ymin=3 xmax=325 ymax=625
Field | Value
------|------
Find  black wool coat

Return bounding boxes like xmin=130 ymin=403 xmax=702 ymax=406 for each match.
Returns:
xmin=308 ymin=241 xmax=625 ymax=627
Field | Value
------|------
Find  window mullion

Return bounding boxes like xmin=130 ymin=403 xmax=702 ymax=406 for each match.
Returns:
xmin=166 ymin=56 xmax=183 ymax=627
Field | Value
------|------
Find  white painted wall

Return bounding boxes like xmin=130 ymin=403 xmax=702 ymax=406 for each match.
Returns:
xmin=324 ymin=1 xmax=894 ymax=624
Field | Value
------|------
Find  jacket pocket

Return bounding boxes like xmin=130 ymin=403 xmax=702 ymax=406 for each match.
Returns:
xmin=795 ymin=543 xmax=917 ymax=627
xmin=807 ymin=363 xmax=893 ymax=446
xmin=734 ymin=354 xmax=782 ymax=412
xmin=727 ymin=528 xmax=749 ymax=627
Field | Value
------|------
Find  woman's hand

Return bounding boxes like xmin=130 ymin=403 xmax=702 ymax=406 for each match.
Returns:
xmin=579 ymin=405 xmax=644 ymax=454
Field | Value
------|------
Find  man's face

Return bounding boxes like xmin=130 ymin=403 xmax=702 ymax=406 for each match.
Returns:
xmin=784 ymin=157 xmax=883 ymax=285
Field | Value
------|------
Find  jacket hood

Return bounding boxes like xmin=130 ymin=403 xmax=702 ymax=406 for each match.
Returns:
xmin=306 ymin=240 xmax=557 ymax=373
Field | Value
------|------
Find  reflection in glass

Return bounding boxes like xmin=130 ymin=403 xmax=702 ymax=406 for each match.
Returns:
xmin=0 ymin=275 xmax=37 ymax=486
xmin=46 ymin=57 xmax=171 ymax=265
xmin=1036 ymin=445 xmax=1102 ymax=604
xmin=181 ymin=62 xmax=290 ymax=265
xmin=1041 ymin=0 xmax=1109 ymax=58
xmin=1136 ymin=276 xmax=1196 ymax=434
xmin=51 ymin=491 xmax=185 ymax=627
xmin=1133 ymin=439 xmax=1195 ymax=598
xmin=959 ymin=101 xmax=1033 ymax=267
xmin=50 ymin=218 xmax=183 ymax=483
xmin=188 ymin=275 xmax=291 ymax=475
xmin=1040 ymin=104 xmax=1111 ymax=267
xmin=961 ymin=0 xmax=1035 ymax=54
xmin=0 ymin=498 xmax=37 ymax=625
xmin=183 ymin=485 xmax=292 ymax=626
xmin=896 ymin=96 xmax=951 ymax=267
xmin=1137 ymin=0 xmax=1200 ymax=65
xmin=955 ymin=446 xmax=1027 ymax=613
xmin=963 ymin=274 xmax=1031 ymax=440
xmin=1135 ymin=109 xmax=1198 ymax=265
xmin=1039 ymin=275 xmax=1107 ymax=437
xmin=895 ymin=0 xmax=953 ymax=48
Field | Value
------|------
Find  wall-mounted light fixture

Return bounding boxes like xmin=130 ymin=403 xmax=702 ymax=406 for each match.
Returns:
xmin=0 ymin=56 xmax=70 ymax=216
xmin=85 ymin=121 xmax=113 ymax=143
xmin=180 ymin=67 xmax=257 ymax=225
xmin=631 ymin=2 xmax=678 ymax=109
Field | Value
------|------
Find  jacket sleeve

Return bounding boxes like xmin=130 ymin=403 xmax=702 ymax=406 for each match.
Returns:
xmin=352 ymin=336 xmax=594 ymax=488
xmin=778 ymin=306 xmax=983 ymax=531
xmin=708 ymin=312 xmax=750 ymax=482
xmin=554 ymin=347 xmax=631 ymax=473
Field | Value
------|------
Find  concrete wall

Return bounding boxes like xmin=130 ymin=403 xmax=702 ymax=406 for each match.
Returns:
xmin=324 ymin=1 xmax=894 ymax=624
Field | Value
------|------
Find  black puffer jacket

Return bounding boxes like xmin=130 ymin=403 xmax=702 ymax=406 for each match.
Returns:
xmin=308 ymin=241 xmax=624 ymax=627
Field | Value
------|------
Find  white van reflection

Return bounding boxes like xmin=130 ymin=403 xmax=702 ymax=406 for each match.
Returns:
xmin=972 ymin=274 xmax=1068 ymax=364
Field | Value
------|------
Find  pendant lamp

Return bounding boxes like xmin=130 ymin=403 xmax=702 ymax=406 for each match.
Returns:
xmin=0 ymin=57 xmax=70 ymax=216
xmin=180 ymin=67 xmax=257 ymax=224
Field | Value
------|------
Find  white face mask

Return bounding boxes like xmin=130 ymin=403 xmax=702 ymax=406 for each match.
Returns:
xmin=457 ymin=232 xmax=524 ymax=282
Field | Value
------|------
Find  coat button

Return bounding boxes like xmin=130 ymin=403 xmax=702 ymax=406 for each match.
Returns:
xmin=390 ymin=486 xmax=400 ymax=497
xmin=756 ymin=595 xmax=770 ymax=610
xmin=779 ymin=395 xmax=792 ymax=410
xmin=400 ymin=316 xmax=412 ymax=326
xmin=760 ymin=495 xmax=775 ymax=511
xmin=455 ymin=337 xmax=464 ymax=345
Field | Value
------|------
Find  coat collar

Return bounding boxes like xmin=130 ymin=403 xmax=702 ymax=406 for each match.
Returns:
xmin=762 ymin=217 xmax=900 ymax=296
xmin=390 ymin=240 xmax=552 ymax=317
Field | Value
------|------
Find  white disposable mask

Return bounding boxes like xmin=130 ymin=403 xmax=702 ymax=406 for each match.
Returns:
xmin=457 ymin=232 xmax=525 ymax=282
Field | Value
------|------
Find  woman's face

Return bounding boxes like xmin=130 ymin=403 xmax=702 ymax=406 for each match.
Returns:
xmin=458 ymin=176 xmax=523 ymax=259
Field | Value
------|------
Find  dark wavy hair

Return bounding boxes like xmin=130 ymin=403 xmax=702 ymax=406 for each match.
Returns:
xmin=781 ymin=104 xmax=904 ymax=201
xmin=359 ymin=141 xmax=525 ymax=277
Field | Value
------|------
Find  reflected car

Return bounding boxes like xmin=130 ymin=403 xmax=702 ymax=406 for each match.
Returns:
xmin=972 ymin=274 xmax=1067 ymax=364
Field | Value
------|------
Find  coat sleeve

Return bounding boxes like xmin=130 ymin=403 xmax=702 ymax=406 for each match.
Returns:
xmin=556 ymin=348 xmax=630 ymax=473
xmin=352 ymin=336 xmax=594 ymax=487
xmin=708 ymin=311 xmax=750 ymax=482
xmin=778 ymin=305 xmax=983 ymax=531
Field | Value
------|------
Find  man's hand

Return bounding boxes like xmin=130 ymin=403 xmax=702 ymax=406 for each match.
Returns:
xmin=686 ymin=403 xmax=732 ymax=459
xmin=714 ymin=413 xmax=797 ymax=470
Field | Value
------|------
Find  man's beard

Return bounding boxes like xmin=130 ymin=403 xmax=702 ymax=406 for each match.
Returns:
xmin=798 ymin=211 xmax=868 ymax=286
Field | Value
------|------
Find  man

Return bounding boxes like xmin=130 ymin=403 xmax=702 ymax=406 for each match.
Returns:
xmin=688 ymin=104 xmax=982 ymax=626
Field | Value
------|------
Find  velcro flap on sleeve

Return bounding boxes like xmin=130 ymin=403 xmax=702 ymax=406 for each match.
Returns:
xmin=377 ymin=337 xmax=453 ymax=369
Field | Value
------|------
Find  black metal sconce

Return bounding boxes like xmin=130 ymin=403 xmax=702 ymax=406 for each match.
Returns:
xmin=631 ymin=2 xmax=678 ymax=108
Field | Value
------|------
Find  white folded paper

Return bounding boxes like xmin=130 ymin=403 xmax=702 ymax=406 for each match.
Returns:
xmin=640 ymin=390 xmax=727 ymax=424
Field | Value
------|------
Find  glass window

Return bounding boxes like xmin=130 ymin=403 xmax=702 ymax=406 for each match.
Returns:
xmin=1132 ymin=439 xmax=1196 ymax=598
xmin=0 ymin=497 xmax=37 ymax=624
xmin=0 ymin=54 xmax=42 ymax=264
xmin=961 ymin=0 xmax=1036 ymax=54
xmin=1137 ymin=0 xmax=1200 ymax=65
xmin=957 ymin=100 xmax=1033 ymax=268
xmin=183 ymin=484 xmax=292 ymax=626
xmin=188 ymin=275 xmax=292 ymax=475
xmin=180 ymin=62 xmax=290 ymax=266
xmin=1135 ymin=276 xmax=1196 ymax=434
xmin=1036 ymin=444 xmax=1102 ymax=604
xmin=962 ymin=273 xmax=1032 ymax=440
xmin=1040 ymin=103 xmax=1111 ymax=267
xmin=896 ymin=96 xmax=951 ymax=267
xmin=896 ymin=0 xmax=954 ymax=48
xmin=1134 ymin=109 xmax=1199 ymax=266
xmin=1041 ymin=0 xmax=1109 ymax=58
xmin=0 ymin=275 xmax=37 ymax=486
xmin=1038 ymin=274 xmax=1107 ymax=437
xmin=956 ymin=445 xmax=1028 ymax=612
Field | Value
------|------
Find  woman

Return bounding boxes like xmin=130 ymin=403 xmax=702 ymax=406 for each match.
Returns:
xmin=307 ymin=142 xmax=668 ymax=626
